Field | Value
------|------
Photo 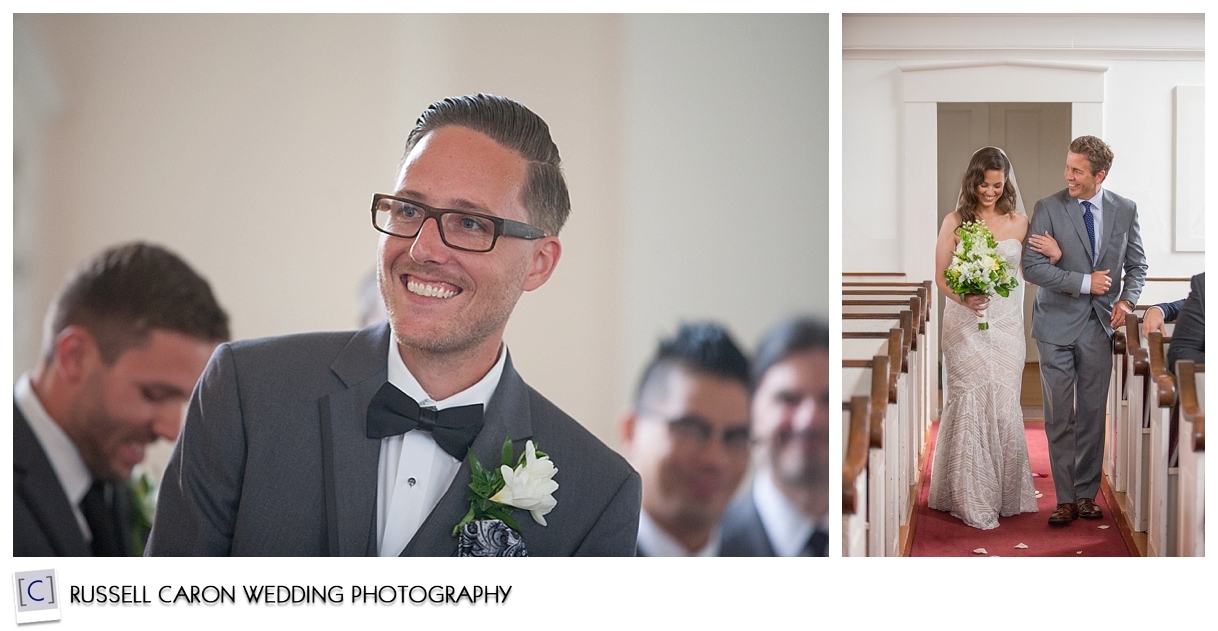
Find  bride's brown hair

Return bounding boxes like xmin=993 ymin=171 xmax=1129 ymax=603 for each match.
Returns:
xmin=955 ymin=147 xmax=1019 ymax=223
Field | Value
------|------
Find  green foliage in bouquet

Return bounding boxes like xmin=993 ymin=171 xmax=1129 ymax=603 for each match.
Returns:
xmin=944 ymin=221 xmax=1019 ymax=299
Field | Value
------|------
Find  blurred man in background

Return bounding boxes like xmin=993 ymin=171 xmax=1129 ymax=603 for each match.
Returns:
xmin=14 ymin=242 xmax=229 ymax=556
xmin=721 ymin=316 xmax=829 ymax=556
xmin=620 ymin=322 xmax=751 ymax=556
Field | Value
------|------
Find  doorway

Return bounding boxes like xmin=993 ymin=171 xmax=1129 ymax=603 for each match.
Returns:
xmin=936 ymin=101 xmax=1071 ymax=406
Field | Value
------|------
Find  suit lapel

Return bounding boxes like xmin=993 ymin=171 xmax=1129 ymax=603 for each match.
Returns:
xmin=321 ymin=323 xmax=391 ymax=556
xmin=1062 ymin=192 xmax=1095 ymax=265
xmin=13 ymin=403 xmax=92 ymax=556
xmin=744 ymin=490 xmax=778 ymax=556
xmin=402 ymin=350 xmax=535 ymax=556
xmin=1097 ymin=189 xmax=1120 ymax=262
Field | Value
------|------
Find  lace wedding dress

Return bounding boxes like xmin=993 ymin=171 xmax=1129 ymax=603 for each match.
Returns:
xmin=929 ymin=238 xmax=1039 ymax=529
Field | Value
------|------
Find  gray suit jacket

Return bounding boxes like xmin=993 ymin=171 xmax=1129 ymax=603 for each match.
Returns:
xmin=13 ymin=403 xmax=131 ymax=556
xmin=1023 ymin=187 xmax=1147 ymax=345
xmin=1167 ymin=272 xmax=1205 ymax=369
xmin=718 ymin=489 xmax=777 ymax=557
xmin=147 ymin=322 xmax=640 ymax=556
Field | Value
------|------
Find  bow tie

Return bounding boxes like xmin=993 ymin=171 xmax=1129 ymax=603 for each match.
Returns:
xmin=366 ymin=382 xmax=484 ymax=460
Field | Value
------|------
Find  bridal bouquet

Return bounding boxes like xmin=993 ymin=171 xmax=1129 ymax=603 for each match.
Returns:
xmin=944 ymin=221 xmax=1018 ymax=330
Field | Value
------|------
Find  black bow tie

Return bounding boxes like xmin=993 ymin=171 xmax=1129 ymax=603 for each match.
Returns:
xmin=366 ymin=382 xmax=484 ymax=460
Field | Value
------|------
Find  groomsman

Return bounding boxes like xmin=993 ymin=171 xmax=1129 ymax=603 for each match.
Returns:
xmin=14 ymin=243 xmax=229 ymax=556
xmin=619 ymin=322 xmax=751 ymax=556
xmin=1140 ymin=272 xmax=1205 ymax=371
xmin=1024 ymin=136 xmax=1147 ymax=526
xmin=720 ymin=316 xmax=830 ymax=556
xmin=149 ymin=94 xmax=641 ymax=556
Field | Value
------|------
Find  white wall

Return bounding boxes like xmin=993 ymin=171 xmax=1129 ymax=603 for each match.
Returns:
xmin=12 ymin=14 xmax=829 ymax=449
xmin=843 ymin=14 xmax=1205 ymax=305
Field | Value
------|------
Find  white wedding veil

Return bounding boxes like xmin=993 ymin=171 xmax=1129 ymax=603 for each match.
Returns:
xmin=955 ymin=146 xmax=1026 ymax=215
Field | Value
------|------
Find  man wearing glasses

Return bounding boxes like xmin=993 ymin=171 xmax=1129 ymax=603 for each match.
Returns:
xmin=619 ymin=322 xmax=752 ymax=556
xmin=149 ymin=94 xmax=641 ymax=556
xmin=721 ymin=316 xmax=830 ymax=556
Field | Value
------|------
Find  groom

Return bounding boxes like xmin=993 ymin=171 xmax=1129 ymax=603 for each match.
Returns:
xmin=1023 ymin=136 xmax=1146 ymax=526
xmin=148 ymin=94 xmax=641 ymax=555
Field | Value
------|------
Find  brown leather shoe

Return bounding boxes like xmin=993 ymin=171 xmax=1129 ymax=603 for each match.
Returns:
xmin=1048 ymin=502 xmax=1079 ymax=525
xmin=1076 ymin=497 xmax=1103 ymax=519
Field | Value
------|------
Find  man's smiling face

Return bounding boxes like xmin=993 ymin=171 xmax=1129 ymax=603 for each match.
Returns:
xmin=378 ymin=125 xmax=541 ymax=358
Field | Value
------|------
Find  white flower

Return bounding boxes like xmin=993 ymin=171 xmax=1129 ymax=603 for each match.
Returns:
xmin=491 ymin=440 xmax=559 ymax=526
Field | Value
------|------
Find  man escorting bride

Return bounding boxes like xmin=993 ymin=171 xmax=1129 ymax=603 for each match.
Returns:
xmin=929 ymin=147 xmax=1039 ymax=529
xmin=1023 ymin=136 xmax=1146 ymax=526
xmin=930 ymin=137 xmax=1148 ymax=532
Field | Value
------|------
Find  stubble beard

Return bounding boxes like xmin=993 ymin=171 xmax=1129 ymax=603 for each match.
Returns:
xmin=380 ymin=265 xmax=523 ymax=359
xmin=770 ymin=433 xmax=829 ymax=492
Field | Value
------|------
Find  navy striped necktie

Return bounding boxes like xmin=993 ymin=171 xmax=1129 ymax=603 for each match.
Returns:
xmin=1081 ymin=200 xmax=1096 ymax=262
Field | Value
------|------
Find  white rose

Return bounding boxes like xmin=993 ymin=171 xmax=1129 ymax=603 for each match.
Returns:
xmin=491 ymin=440 xmax=559 ymax=526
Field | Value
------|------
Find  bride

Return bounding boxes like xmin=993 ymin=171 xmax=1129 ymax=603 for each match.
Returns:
xmin=928 ymin=146 xmax=1040 ymax=529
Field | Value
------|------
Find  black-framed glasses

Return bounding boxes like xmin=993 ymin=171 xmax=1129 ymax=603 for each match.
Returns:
xmin=371 ymin=193 xmax=547 ymax=253
xmin=641 ymin=412 xmax=753 ymax=453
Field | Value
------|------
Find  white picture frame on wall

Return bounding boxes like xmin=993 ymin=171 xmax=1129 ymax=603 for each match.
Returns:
xmin=1174 ymin=85 xmax=1204 ymax=252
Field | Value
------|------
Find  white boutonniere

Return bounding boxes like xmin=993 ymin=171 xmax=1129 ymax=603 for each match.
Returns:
xmin=452 ymin=437 xmax=558 ymax=555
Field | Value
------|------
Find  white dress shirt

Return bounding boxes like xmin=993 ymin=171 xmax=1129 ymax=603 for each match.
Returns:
xmin=376 ymin=344 xmax=507 ymax=557
xmin=1078 ymin=188 xmax=1104 ymax=295
xmin=15 ymin=373 xmax=95 ymax=541
xmin=753 ymin=472 xmax=827 ymax=557
xmin=635 ymin=509 xmax=721 ymax=557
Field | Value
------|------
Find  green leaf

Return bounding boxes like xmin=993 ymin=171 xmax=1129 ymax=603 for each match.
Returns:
xmin=501 ymin=435 xmax=514 ymax=469
xmin=499 ymin=512 xmax=524 ymax=533
xmin=452 ymin=506 xmax=477 ymax=536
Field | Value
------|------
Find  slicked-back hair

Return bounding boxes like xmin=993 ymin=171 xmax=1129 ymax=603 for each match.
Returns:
xmin=402 ymin=93 xmax=571 ymax=236
xmin=634 ymin=322 xmax=750 ymax=410
xmin=751 ymin=316 xmax=829 ymax=393
xmin=42 ymin=242 xmax=230 ymax=365
xmin=1069 ymin=135 xmax=1114 ymax=176
xmin=956 ymin=147 xmax=1019 ymax=223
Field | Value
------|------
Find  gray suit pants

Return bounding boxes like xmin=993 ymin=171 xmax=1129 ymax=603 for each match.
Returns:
xmin=1037 ymin=311 xmax=1112 ymax=504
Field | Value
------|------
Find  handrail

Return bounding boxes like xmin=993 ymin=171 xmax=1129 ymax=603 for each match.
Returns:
xmin=1127 ymin=316 xmax=1149 ymax=377
xmin=844 ymin=289 xmax=922 ymax=295
xmin=843 ymin=328 xmax=905 ymax=402
xmin=843 ymin=287 xmax=930 ymax=330
xmin=843 ymin=299 xmax=913 ymax=306
xmin=900 ymin=310 xmax=916 ymax=355
xmin=868 ymin=355 xmax=889 ymax=449
xmin=843 ymin=312 xmax=910 ymax=319
xmin=885 ymin=328 xmax=904 ymax=403
xmin=843 ymin=272 xmax=906 ymax=276
xmin=842 ymin=395 xmax=871 ymax=514
xmin=1146 ymin=331 xmax=1176 ymax=408
xmin=841 ymin=356 xmax=888 ymax=450
xmin=1176 ymin=361 xmax=1205 ymax=452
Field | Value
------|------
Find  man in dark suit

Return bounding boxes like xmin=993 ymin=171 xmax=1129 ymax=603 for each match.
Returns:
xmin=720 ymin=316 xmax=829 ymax=556
xmin=619 ymin=322 xmax=751 ymax=556
xmin=148 ymin=94 xmax=641 ymax=556
xmin=1140 ymin=272 xmax=1205 ymax=370
xmin=1024 ymin=135 xmax=1147 ymax=526
xmin=14 ymin=242 xmax=229 ymax=556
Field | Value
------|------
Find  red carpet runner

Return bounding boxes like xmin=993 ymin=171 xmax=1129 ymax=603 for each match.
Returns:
xmin=909 ymin=421 xmax=1130 ymax=557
